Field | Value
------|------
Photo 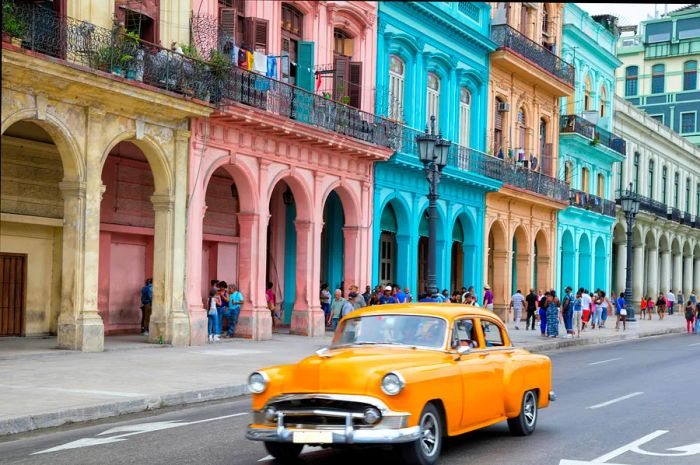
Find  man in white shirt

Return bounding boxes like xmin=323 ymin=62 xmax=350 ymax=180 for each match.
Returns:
xmin=580 ymin=288 xmax=592 ymax=329
xmin=666 ymin=289 xmax=676 ymax=315
xmin=510 ymin=289 xmax=526 ymax=330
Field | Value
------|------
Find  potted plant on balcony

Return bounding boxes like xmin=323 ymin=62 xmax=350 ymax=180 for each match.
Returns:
xmin=207 ymin=50 xmax=229 ymax=103
xmin=590 ymin=134 xmax=600 ymax=146
xmin=2 ymin=0 xmax=26 ymax=47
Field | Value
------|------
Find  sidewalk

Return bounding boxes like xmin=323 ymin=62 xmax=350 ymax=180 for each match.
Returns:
xmin=0 ymin=315 xmax=690 ymax=436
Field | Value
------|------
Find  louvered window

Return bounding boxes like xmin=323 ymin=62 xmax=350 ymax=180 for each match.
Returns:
xmin=459 ymin=88 xmax=471 ymax=147
xmin=389 ymin=55 xmax=405 ymax=120
xmin=426 ymin=73 xmax=440 ymax=127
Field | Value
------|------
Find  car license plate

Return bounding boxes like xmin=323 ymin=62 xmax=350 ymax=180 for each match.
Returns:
xmin=292 ymin=431 xmax=333 ymax=444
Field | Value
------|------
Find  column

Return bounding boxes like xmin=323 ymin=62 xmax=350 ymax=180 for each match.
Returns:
xmin=493 ymin=251 xmax=509 ymax=321
xmin=632 ymin=245 xmax=644 ymax=306
xmin=395 ymin=234 xmax=411 ymax=292
xmin=646 ymin=248 xmax=658 ymax=298
xmin=683 ymin=254 xmax=693 ymax=297
xmin=615 ymin=242 xmax=626 ymax=295
xmin=291 ymin=220 xmax=324 ymax=337
xmin=342 ymin=226 xmax=360 ymax=288
xmin=673 ymin=253 xmax=683 ymax=294
xmin=694 ymin=257 xmax=700 ymax=295
xmin=237 ymin=213 xmax=271 ymax=340
xmin=660 ymin=250 xmax=671 ymax=293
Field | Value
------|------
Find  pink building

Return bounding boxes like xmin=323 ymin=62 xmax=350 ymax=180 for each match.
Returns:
xmin=186 ymin=1 xmax=395 ymax=343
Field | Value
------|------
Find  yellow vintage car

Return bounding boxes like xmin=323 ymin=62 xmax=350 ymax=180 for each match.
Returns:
xmin=246 ymin=304 xmax=555 ymax=465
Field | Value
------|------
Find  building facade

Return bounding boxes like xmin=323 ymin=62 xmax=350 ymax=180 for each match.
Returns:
xmin=372 ymin=1 xmax=500 ymax=297
xmin=186 ymin=1 xmax=396 ymax=343
xmin=556 ymin=4 xmax=625 ymax=296
xmin=615 ymin=5 xmax=700 ymax=147
xmin=1 ymin=0 xmax=209 ymax=348
xmin=612 ymin=95 xmax=700 ymax=308
xmin=485 ymin=2 xmax=572 ymax=319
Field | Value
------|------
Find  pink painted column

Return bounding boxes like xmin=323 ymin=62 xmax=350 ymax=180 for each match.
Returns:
xmin=291 ymin=220 xmax=324 ymax=336
xmin=343 ymin=226 xmax=360 ymax=287
xmin=185 ymin=149 xmax=208 ymax=345
xmin=236 ymin=212 xmax=271 ymax=339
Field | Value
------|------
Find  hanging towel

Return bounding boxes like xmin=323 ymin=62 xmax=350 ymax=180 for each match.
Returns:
xmin=237 ymin=48 xmax=248 ymax=68
xmin=246 ymin=51 xmax=254 ymax=71
xmin=266 ymin=56 xmax=277 ymax=78
xmin=315 ymin=72 xmax=322 ymax=92
xmin=233 ymin=46 xmax=240 ymax=63
xmin=253 ymin=51 xmax=267 ymax=74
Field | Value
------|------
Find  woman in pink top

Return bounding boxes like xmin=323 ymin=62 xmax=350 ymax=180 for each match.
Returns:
xmin=266 ymin=282 xmax=279 ymax=326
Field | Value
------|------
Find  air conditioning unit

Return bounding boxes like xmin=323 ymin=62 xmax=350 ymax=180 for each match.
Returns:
xmin=497 ymin=102 xmax=510 ymax=112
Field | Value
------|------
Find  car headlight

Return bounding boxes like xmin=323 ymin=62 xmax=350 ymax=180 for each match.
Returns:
xmin=248 ymin=371 xmax=269 ymax=394
xmin=381 ymin=371 xmax=405 ymax=396
xmin=363 ymin=407 xmax=382 ymax=425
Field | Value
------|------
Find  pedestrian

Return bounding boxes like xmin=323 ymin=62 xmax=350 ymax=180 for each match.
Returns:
xmin=140 ymin=278 xmax=152 ymax=336
xmin=616 ymin=291 xmax=627 ymax=331
xmin=349 ymin=291 xmax=364 ymax=311
xmin=362 ymin=285 xmax=372 ymax=306
xmin=562 ymin=286 xmax=574 ymax=338
xmin=348 ymin=284 xmax=366 ymax=308
xmin=378 ymin=286 xmax=399 ymax=305
xmin=404 ymin=287 xmax=413 ymax=303
xmin=592 ymin=291 xmax=603 ymax=329
xmin=525 ymin=288 xmax=538 ymax=331
xmin=546 ymin=291 xmax=560 ymax=338
xmin=640 ymin=295 xmax=648 ymax=320
xmin=460 ymin=286 xmax=468 ymax=303
xmin=510 ymin=289 xmax=525 ymax=330
xmin=666 ymin=289 xmax=676 ymax=316
xmin=394 ymin=285 xmax=406 ymax=303
xmin=691 ymin=290 xmax=697 ymax=306
xmin=266 ymin=282 xmax=280 ymax=327
xmin=572 ymin=290 xmax=583 ymax=337
xmin=656 ymin=292 xmax=667 ymax=320
xmin=694 ymin=302 xmax=700 ymax=334
xmin=320 ymin=283 xmax=331 ymax=322
xmin=645 ymin=296 xmax=654 ymax=321
xmin=210 ymin=279 xmax=219 ymax=295
xmin=685 ymin=300 xmax=695 ymax=333
xmin=224 ymin=283 xmax=243 ymax=338
xmin=601 ymin=291 xmax=612 ymax=329
xmin=538 ymin=292 xmax=548 ymax=336
xmin=483 ymin=284 xmax=494 ymax=311
xmin=207 ymin=289 xmax=220 ymax=343
xmin=329 ymin=289 xmax=346 ymax=330
xmin=441 ymin=289 xmax=450 ymax=303
xmin=216 ymin=281 xmax=229 ymax=338
xmin=678 ymin=290 xmax=686 ymax=315
xmin=469 ymin=294 xmax=480 ymax=307
xmin=419 ymin=292 xmax=440 ymax=303
xmin=581 ymin=288 xmax=592 ymax=331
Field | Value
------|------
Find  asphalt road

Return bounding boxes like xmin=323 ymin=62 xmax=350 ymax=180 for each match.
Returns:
xmin=1 ymin=334 xmax=699 ymax=465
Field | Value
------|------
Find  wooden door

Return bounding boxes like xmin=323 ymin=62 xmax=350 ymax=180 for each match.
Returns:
xmin=1 ymin=254 xmax=26 ymax=336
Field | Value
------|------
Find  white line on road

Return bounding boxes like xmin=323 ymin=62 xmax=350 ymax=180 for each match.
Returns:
xmin=0 ymin=384 xmax=144 ymax=398
xmin=689 ymin=342 xmax=700 ymax=346
xmin=587 ymin=392 xmax=643 ymax=410
xmin=588 ymin=357 xmax=623 ymax=366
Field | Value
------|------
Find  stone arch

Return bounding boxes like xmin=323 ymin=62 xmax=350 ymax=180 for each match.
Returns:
xmin=202 ymin=156 xmax=259 ymax=214
xmin=321 ymin=180 xmax=361 ymax=228
xmin=266 ymin=169 xmax=314 ymax=223
xmin=1 ymin=111 xmax=83 ymax=181
xmin=100 ymin=132 xmax=173 ymax=196
xmin=331 ymin=4 xmax=371 ymax=38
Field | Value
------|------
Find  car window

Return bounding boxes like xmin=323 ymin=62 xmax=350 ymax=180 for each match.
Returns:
xmin=480 ymin=320 xmax=505 ymax=347
xmin=451 ymin=318 xmax=479 ymax=349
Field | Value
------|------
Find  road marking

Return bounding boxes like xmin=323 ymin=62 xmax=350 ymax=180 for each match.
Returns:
xmin=560 ymin=430 xmax=700 ymax=463
xmin=258 ymin=446 xmax=324 ymax=462
xmin=586 ymin=392 xmax=643 ymax=410
xmin=689 ymin=342 xmax=700 ymax=346
xmin=33 ymin=412 xmax=247 ymax=455
xmin=588 ymin=357 xmax=622 ymax=366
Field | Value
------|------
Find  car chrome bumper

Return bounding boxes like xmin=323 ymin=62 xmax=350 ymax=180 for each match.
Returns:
xmin=549 ymin=390 xmax=557 ymax=401
xmin=246 ymin=424 xmax=421 ymax=444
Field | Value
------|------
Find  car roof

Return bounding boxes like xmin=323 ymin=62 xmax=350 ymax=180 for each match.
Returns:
xmin=348 ymin=303 xmax=504 ymax=322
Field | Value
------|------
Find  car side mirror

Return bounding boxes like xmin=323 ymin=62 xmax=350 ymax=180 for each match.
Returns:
xmin=457 ymin=345 xmax=471 ymax=356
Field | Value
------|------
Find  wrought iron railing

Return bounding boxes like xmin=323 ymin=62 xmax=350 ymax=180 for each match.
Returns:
xmin=400 ymin=126 xmax=570 ymax=201
xmin=560 ymin=115 xmax=626 ymax=155
xmin=569 ymin=189 xmax=617 ymax=217
xmin=3 ymin=2 xmax=401 ymax=150
xmin=614 ymin=191 xmax=696 ymax=226
xmin=491 ymin=24 xmax=575 ymax=86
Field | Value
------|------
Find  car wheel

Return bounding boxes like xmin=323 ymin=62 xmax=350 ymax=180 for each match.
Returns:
xmin=507 ymin=390 xmax=538 ymax=436
xmin=397 ymin=403 xmax=443 ymax=465
xmin=263 ymin=442 xmax=303 ymax=462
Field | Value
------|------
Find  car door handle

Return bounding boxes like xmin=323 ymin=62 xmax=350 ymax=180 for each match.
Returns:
xmin=478 ymin=353 xmax=488 ymax=358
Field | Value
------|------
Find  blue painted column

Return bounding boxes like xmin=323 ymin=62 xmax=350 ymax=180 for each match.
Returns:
xmin=396 ymin=234 xmax=411 ymax=290
xmin=283 ymin=203 xmax=297 ymax=325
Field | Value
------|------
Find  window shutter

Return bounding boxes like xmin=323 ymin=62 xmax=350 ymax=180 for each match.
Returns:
xmin=244 ymin=17 xmax=268 ymax=53
xmin=348 ymin=61 xmax=362 ymax=109
xmin=219 ymin=7 xmax=236 ymax=37
xmin=334 ymin=57 xmax=348 ymax=100
xmin=297 ymin=41 xmax=315 ymax=92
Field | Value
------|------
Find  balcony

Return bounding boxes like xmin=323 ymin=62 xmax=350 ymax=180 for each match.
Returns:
xmin=569 ymin=190 xmax=617 ymax=217
xmin=560 ymin=115 xmax=627 ymax=157
xmin=615 ymin=191 xmax=695 ymax=226
xmin=490 ymin=24 xmax=575 ymax=95
xmin=2 ymin=2 xmax=400 ymax=151
xmin=399 ymin=126 xmax=570 ymax=201
xmin=644 ymin=37 xmax=700 ymax=59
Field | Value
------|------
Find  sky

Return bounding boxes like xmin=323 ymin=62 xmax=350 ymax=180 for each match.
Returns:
xmin=577 ymin=3 xmax=693 ymax=27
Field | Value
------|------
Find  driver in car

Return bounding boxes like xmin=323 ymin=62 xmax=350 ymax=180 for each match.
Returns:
xmin=414 ymin=320 xmax=443 ymax=347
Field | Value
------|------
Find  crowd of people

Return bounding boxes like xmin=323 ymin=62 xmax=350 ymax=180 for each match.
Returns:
xmin=206 ymin=279 xmax=244 ymax=343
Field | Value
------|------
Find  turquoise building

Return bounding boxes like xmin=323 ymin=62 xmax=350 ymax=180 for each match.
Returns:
xmin=373 ymin=2 xmax=500 ymax=295
xmin=556 ymin=4 xmax=626 ymax=294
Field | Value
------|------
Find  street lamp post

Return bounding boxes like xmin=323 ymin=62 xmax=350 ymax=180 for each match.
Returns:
xmin=620 ymin=182 xmax=640 ymax=321
xmin=416 ymin=116 xmax=451 ymax=296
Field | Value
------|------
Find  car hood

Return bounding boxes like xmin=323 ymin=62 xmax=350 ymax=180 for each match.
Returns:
xmin=281 ymin=346 xmax=447 ymax=394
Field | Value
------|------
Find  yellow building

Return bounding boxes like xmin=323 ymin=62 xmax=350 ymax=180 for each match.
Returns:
xmin=1 ymin=0 xmax=209 ymax=349
xmin=485 ymin=3 xmax=572 ymax=319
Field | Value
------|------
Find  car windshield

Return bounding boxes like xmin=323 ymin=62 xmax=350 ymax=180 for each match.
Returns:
xmin=331 ymin=314 xmax=448 ymax=349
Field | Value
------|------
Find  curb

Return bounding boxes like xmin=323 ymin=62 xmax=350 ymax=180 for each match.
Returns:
xmin=0 ymin=327 xmax=687 ymax=436
xmin=0 ymin=384 xmax=249 ymax=436
xmin=520 ymin=326 xmax=686 ymax=354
